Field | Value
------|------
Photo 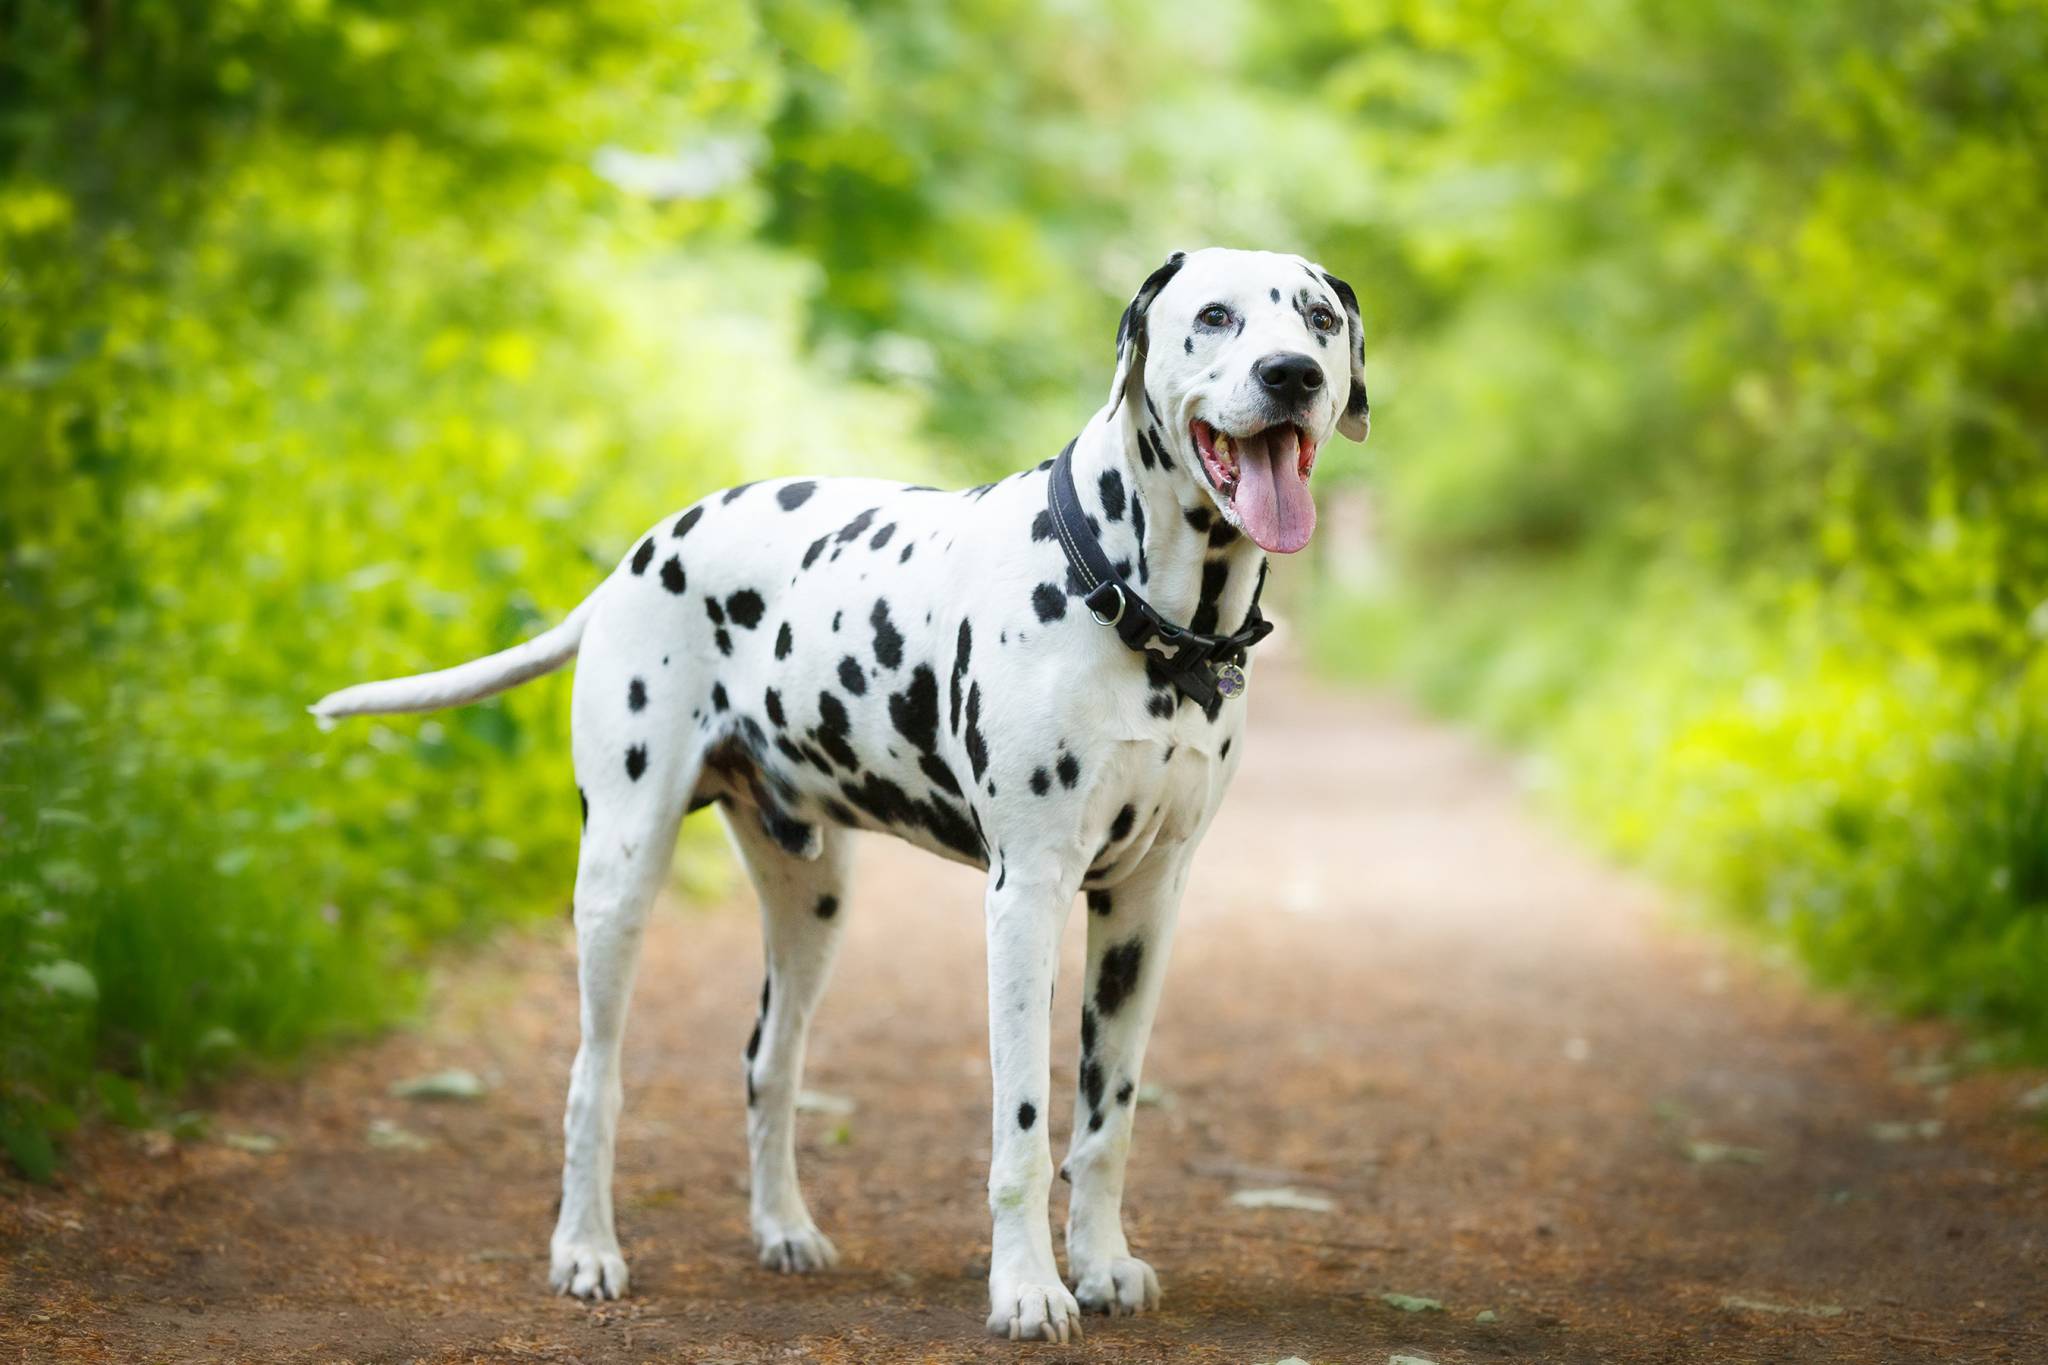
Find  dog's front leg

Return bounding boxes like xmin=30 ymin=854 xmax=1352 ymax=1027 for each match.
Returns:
xmin=982 ymin=866 xmax=1084 ymax=1343
xmin=1062 ymin=852 xmax=1187 ymax=1316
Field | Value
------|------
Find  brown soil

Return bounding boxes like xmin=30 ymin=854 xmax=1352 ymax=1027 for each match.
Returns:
xmin=5 ymin=669 xmax=2047 ymax=1364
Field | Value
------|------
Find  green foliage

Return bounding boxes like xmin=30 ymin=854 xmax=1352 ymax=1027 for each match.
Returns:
xmin=0 ymin=0 xmax=931 ymax=1172
xmin=1298 ymin=0 xmax=2048 ymax=1052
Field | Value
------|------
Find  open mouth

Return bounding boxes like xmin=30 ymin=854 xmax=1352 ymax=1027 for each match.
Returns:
xmin=1191 ymin=418 xmax=1318 ymax=554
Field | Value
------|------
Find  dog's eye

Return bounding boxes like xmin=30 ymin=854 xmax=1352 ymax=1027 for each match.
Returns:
xmin=1197 ymin=304 xmax=1232 ymax=328
xmin=1309 ymin=305 xmax=1338 ymax=332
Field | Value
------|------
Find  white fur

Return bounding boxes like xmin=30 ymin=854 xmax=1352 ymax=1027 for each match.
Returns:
xmin=309 ymin=247 xmax=1366 ymax=1340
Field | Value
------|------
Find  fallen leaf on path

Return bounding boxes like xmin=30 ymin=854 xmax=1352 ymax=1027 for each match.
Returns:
xmin=1390 ymin=1356 xmax=1440 ymax=1365
xmin=1474 ymin=1309 xmax=1498 ymax=1322
xmin=367 ymin=1118 xmax=432 ymax=1151
xmin=1684 ymin=1140 xmax=1766 ymax=1165
xmin=1380 ymin=1292 xmax=1444 ymax=1313
xmin=795 ymin=1089 xmax=856 ymax=1115
xmin=222 ymin=1132 xmax=280 ymax=1154
xmin=389 ymin=1069 xmax=487 ymax=1101
xmin=1230 ymin=1187 xmax=1336 ymax=1213
xmin=1868 ymin=1119 xmax=1943 ymax=1143
xmin=2014 ymin=1082 xmax=2048 ymax=1112
xmin=1721 ymin=1295 xmax=1845 ymax=1318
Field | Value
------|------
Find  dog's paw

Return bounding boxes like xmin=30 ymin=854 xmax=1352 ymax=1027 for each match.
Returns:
xmin=754 ymin=1219 xmax=839 ymax=1274
xmin=549 ymin=1238 xmax=630 ymax=1300
xmin=986 ymin=1279 xmax=1084 ymax=1342
xmin=1072 ymin=1255 xmax=1161 ymax=1317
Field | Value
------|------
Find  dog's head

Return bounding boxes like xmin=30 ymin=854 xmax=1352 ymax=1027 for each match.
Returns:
xmin=1110 ymin=247 xmax=1368 ymax=554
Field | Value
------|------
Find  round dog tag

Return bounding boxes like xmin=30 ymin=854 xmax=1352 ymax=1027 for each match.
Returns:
xmin=1213 ymin=661 xmax=1247 ymax=699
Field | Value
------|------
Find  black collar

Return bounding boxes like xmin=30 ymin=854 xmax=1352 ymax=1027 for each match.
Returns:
xmin=1047 ymin=441 xmax=1273 ymax=708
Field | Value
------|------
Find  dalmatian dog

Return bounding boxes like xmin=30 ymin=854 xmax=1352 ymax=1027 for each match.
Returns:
xmin=311 ymin=246 xmax=1368 ymax=1342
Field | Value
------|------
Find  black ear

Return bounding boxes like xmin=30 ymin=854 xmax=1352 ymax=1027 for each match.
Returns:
xmin=1320 ymin=271 xmax=1370 ymax=441
xmin=1108 ymin=251 xmax=1186 ymax=414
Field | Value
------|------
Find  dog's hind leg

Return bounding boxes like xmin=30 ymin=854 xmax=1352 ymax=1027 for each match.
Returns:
xmin=549 ymin=652 xmax=698 ymax=1300
xmin=1061 ymin=852 xmax=1188 ymax=1317
xmin=725 ymin=809 xmax=850 ymax=1273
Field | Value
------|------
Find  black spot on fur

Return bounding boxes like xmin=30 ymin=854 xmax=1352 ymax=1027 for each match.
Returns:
xmin=964 ymin=683 xmax=989 ymax=782
xmin=1082 ymin=1058 xmax=1105 ymax=1111
xmin=814 ymin=692 xmax=859 ymax=771
xmin=627 ymin=678 xmax=647 ymax=712
xmin=1148 ymin=691 xmax=1176 ymax=719
xmin=715 ymin=629 xmax=732 ymax=656
xmin=1095 ymin=937 xmax=1144 ymax=1016
xmin=625 ymin=745 xmax=648 ymax=781
xmin=660 ymin=556 xmax=686 ymax=594
xmin=1271 ymin=287 xmax=1282 ymax=303
xmin=1030 ymin=767 xmax=1051 ymax=796
xmin=838 ymin=770 xmax=984 ymax=862
xmin=726 ymin=589 xmax=765 ymax=629
xmin=1221 ymin=737 xmax=1233 ymax=759
xmin=837 ymin=656 xmax=867 ymax=695
xmin=631 ymin=538 xmax=655 ymax=575
xmin=722 ymin=482 xmax=756 ymax=505
xmin=1081 ymin=1008 xmax=1097 ymax=1056
xmin=814 ymin=894 xmax=839 ymax=920
xmin=775 ymin=621 xmax=793 ymax=659
xmin=1131 ymin=492 xmax=1149 ymax=583
xmin=1109 ymin=803 xmax=1137 ymax=842
xmin=704 ymin=595 xmax=725 ymax=625
xmin=777 ymin=481 xmax=817 ymax=510
xmin=921 ymin=755 xmax=962 ymax=796
xmin=578 ymin=786 xmax=588 ymax=828
xmin=1056 ymin=752 xmax=1080 ymax=789
xmin=673 ymin=505 xmax=705 ymax=539
xmin=1017 ymin=1101 xmax=1037 ymax=1131
xmin=899 ymin=541 xmax=915 ymax=564
xmin=711 ymin=683 xmax=729 ymax=711
xmin=1209 ymin=520 xmax=1238 ymax=548
xmin=1032 ymin=583 xmax=1066 ymax=622
xmin=870 ymin=522 xmax=896 ymax=551
xmin=1098 ymin=469 xmax=1126 ymax=522
xmin=1030 ymin=509 xmax=1055 ymax=542
xmin=1183 ymin=505 xmax=1212 ymax=532
xmin=1087 ymin=889 xmax=1113 ymax=916
xmin=1088 ymin=1111 xmax=1104 ymax=1132
xmin=889 ymin=664 xmax=940 ymax=754
xmin=1191 ymin=561 xmax=1229 ymax=635
xmin=1116 ymin=1080 xmax=1134 ymax=1105
xmin=870 ymin=599 xmax=904 ymax=669
xmin=948 ymin=621 xmax=972 ymax=734
xmin=832 ymin=611 xmax=842 ymax=632
xmin=1183 ymin=335 xmax=1193 ymax=354
xmin=802 ymin=535 xmax=829 ymax=569
xmin=764 ymin=687 xmax=786 ymax=727
xmin=835 ymin=508 xmax=878 ymax=545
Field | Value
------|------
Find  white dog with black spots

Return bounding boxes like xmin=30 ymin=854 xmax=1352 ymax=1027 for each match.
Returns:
xmin=312 ymin=246 xmax=1369 ymax=1342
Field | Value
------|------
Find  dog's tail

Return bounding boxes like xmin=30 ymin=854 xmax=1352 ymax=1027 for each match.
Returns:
xmin=308 ymin=591 xmax=598 ymax=727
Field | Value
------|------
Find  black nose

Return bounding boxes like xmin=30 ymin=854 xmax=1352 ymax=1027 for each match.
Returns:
xmin=1254 ymin=352 xmax=1324 ymax=402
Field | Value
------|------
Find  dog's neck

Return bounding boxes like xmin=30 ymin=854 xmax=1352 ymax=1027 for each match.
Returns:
xmin=1065 ymin=396 xmax=1270 ymax=641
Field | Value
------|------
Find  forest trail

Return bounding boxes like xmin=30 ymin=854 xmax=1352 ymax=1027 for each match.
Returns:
xmin=6 ymin=664 xmax=2046 ymax=1363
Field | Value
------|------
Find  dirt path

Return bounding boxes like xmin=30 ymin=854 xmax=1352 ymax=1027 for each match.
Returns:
xmin=6 ymin=667 xmax=2047 ymax=1363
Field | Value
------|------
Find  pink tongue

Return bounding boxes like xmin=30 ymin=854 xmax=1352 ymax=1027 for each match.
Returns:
xmin=1230 ymin=427 xmax=1316 ymax=553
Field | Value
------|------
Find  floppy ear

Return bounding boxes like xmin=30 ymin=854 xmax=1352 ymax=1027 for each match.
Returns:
xmin=1108 ymin=251 xmax=1186 ymax=414
xmin=1321 ymin=271 xmax=1371 ymax=441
